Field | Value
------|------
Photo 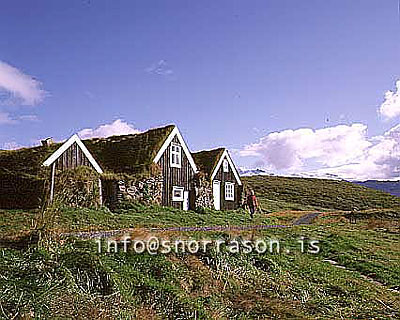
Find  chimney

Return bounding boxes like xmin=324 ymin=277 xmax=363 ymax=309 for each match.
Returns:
xmin=41 ymin=137 xmax=54 ymax=147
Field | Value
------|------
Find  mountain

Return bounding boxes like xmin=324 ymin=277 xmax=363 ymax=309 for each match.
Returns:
xmin=238 ymin=167 xmax=342 ymax=180
xmin=238 ymin=167 xmax=271 ymax=176
xmin=354 ymin=180 xmax=400 ymax=197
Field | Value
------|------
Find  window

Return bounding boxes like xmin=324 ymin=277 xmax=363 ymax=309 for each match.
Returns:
xmin=172 ymin=186 xmax=184 ymax=201
xmin=225 ymin=182 xmax=234 ymax=201
xmin=170 ymin=143 xmax=181 ymax=168
xmin=223 ymin=159 xmax=229 ymax=172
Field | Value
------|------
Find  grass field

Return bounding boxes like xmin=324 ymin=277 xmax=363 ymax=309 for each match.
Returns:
xmin=0 ymin=175 xmax=399 ymax=319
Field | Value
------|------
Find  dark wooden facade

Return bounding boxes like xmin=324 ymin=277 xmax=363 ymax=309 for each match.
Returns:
xmin=213 ymin=155 xmax=241 ymax=210
xmin=53 ymin=142 xmax=94 ymax=172
xmin=157 ymin=135 xmax=196 ymax=209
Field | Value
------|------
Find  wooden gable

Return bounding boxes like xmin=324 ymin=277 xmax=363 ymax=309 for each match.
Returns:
xmin=212 ymin=151 xmax=242 ymax=210
xmin=154 ymin=127 xmax=198 ymax=208
xmin=43 ymin=134 xmax=103 ymax=173
xmin=211 ymin=149 xmax=241 ymax=186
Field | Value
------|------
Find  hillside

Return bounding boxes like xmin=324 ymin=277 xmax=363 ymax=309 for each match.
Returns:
xmin=242 ymin=175 xmax=400 ymax=211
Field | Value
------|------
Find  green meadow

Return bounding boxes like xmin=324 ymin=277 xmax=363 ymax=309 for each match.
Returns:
xmin=0 ymin=176 xmax=399 ymax=319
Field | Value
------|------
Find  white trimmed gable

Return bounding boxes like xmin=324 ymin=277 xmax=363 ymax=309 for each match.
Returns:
xmin=42 ymin=134 xmax=103 ymax=174
xmin=211 ymin=149 xmax=242 ymax=185
xmin=153 ymin=126 xmax=198 ymax=173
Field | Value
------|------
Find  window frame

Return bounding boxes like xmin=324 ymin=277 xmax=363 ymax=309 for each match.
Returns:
xmin=170 ymin=143 xmax=182 ymax=168
xmin=223 ymin=159 xmax=229 ymax=172
xmin=225 ymin=182 xmax=234 ymax=201
xmin=172 ymin=186 xmax=184 ymax=201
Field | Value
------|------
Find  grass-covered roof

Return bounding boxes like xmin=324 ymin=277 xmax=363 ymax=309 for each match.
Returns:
xmin=0 ymin=144 xmax=61 ymax=178
xmin=0 ymin=125 xmax=175 ymax=177
xmin=192 ymin=148 xmax=225 ymax=179
xmin=84 ymin=125 xmax=174 ymax=175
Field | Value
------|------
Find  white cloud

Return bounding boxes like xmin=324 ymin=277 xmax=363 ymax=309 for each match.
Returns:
xmin=78 ymin=119 xmax=141 ymax=139
xmin=0 ymin=112 xmax=17 ymax=124
xmin=2 ymin=141 xmax=23 ymax=150
xmin=324 ymin=125 xmax=400 ymax=180
xmin=146 ymin=60 xmax=174 ymax=77
xmin=19 ymin=114 xmax=40 ymax=122
xmin=240 ymin=123 xmax=400 ymax=180
xmin=241 ymin=124 xmax=370 ymax=170
xmin=0 ymin=61 xmax=47 ymax=106
xmin=378 ymin=80 xmax=400 ymax=120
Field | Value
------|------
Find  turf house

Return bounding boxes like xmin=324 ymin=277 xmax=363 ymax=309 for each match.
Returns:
xmin=192 ymin=148 xmax=242 ymax=210
xmin=0 ymin=125 xmax=242 ymax=211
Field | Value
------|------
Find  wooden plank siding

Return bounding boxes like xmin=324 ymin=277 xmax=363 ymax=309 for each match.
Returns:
xmin=213 ymin=155 xmax=241 ymax=210
xmin=54 ymin=142 xmax=94 ymax=172
xmin=157 ymin=135 xmax=196 ymax=209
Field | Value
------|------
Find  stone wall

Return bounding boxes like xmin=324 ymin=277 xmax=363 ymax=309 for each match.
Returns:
xmin=194 ymin=176 xmax=213 ymax=209
xmin=102 ymin=174 xmax=163 ymax=209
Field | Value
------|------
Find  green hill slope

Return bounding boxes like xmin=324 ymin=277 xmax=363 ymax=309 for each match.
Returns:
xmin=242 ymin=175 xmax=400 ymax=211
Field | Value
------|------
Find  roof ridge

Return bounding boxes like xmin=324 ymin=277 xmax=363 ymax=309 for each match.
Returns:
xmin=82 ymin=124 xmax=176 ymax=142
xmin=192 ymin=147 xmax=225 ymax=154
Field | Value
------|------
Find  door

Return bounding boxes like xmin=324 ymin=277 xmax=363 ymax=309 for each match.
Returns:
xmin=213 ymin=180 xmax=221 ymax=210
xmin=189 ymin=189 xmax=196 ymax=210
xmin=183 ymin=191 xmax=189 ymax=211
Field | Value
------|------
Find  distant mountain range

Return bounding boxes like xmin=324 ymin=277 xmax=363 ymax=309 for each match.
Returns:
xmin=238 ymin=168 xmax=342 ymax=180
xmin=238 ymin=168 xmax=271 ymax=176
xmin=238 ymin=168 xmax=400 ymax=197
xmin=354 ymin=180 xmax=400 ymax=197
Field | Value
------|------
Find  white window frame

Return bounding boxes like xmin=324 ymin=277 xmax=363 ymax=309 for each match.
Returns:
xmin=223 ymin=159 xmax=229 ymax=172
xmin=172 ymin=186 xmax=184 ymax=201
xmin=170 ymin=143 xmax=182 ymax=168
xmin=225 ymin=182 xmax=234 ymax=201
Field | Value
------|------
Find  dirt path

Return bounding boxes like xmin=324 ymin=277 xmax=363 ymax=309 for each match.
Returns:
xmin=1 ymin=212 xmax=325 ymax=249
xmin=58 ymin=223 xmax=292 ymax=239
xmin=323 ymin=258 xmax=400 ymax=294
xmin=56 ymin=211 xmax=323 ymax=239
xmin=292 ymin=212 xmax=321 ymax=225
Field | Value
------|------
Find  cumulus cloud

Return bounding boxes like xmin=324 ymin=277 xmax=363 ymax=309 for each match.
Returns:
xmin=378 ymin=80 xmax=400 ymax=120
xmin=240 ymin=123 xmax=400 ymax=180
xmin=241 ymin=124 xmax=371 ymax=170
xmin=314 ymin=126 xmax=400 ymax=180
xmin=0 ymin=61 xmax=47 ymax=106
xmin=78 ymin=119 xmax=141 ymax=139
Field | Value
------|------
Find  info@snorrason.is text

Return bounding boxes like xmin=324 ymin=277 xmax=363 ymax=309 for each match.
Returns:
xmin=95 ymin=236 xmax=320 ymax=255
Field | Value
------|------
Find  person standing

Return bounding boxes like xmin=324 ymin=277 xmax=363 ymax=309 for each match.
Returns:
xmin=246 ymin=189 xmax=258 ymax=218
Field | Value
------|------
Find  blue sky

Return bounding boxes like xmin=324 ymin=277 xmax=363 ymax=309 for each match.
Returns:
xmin=1 ymin=1 xmax=400 ymax=179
